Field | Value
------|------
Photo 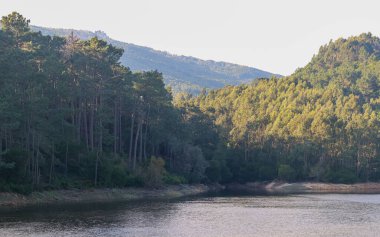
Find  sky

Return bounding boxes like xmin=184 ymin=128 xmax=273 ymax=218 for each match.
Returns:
xmin=1 ymin=0 xmax=380 ymax=75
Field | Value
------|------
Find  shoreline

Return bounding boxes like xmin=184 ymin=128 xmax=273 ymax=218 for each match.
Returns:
xmin=225 ymin=181 xmax=380 ymax=194
xmin=3 ymin=181 xmax=380 ymax=209
xmin=0 ymin=184 xmax=221 ymax=208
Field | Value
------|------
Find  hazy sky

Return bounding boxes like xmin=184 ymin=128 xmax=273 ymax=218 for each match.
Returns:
xmin=1 ymin=0 xmax=380 ymax=75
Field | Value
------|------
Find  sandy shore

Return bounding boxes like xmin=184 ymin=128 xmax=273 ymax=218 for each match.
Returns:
xmin=226 ymin=182 xmax=380 ymax=194
xmin=0 ymin=184 xmax=220 ymax=208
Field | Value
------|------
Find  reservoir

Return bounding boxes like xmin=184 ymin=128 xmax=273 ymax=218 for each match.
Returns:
xmin=0 ymin=194 xmax=379 ymax=237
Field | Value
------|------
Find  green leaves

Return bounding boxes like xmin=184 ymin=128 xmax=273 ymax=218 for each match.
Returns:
xmin=0 ymin=12 xmax=203 ymax=190
xmin=1 ymin=12 xmax=30 ymax=36
xmin=181 ymin=33 xmax=380 ymax=183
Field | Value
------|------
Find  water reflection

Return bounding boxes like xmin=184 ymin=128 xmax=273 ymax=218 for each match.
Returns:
xmin=1 ymin=194 xmax=380 ymax=236
xmin=0 ymin=199 xmax=178 ymax=237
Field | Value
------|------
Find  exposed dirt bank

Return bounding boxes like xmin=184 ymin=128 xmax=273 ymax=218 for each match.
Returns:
xmin=0 ymin=184 xmax=222 ymax=208
xmin=225 ymin=182 xmax=380 ymax=194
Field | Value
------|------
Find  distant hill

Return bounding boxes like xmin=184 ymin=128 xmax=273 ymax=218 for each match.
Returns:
xmin=31 ymin=25 xmax=280 ymax=93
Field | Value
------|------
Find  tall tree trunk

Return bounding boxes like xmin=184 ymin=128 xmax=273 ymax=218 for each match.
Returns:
xmin=143 ymin=126 xmax=147 ymax=162
xmin=128 ymin=112 xmax=135 ymax=166
xmin=84 ymin=100 xmax=89 ymax=151
xmin=0 ymin=129 xmax=2 ymax=162
xmin=71 ymin=101 xmax=76 ymax=139
xmin=356 ymin=142 xmax=361 ymax=177
xmin=133 ymin=121 xmax=141 ymax=170
xmin=99 ymin=122 xmax=103 ymax=153
xmin=143 ymin=104 xmax=150 ymax=162
xmin=36 ymin=135 xmax=40 ymax=186
xmin=90 ymin=99 xmax=94 ymax=151
xmin=113 ymin=101 xmax=117 ymax=156
xmin=170 ymin=148 xmax=173 ymax=169
xmin=139 ymin=121 xmax=143 ymax=163
xmin=94 ymin=150 xmax=99 ymax=186
xmin=4 ymin=128 xmax=7 ymax=156
xmin=244 ymin=139 xmax=248 ymax=161
xmin=26 ymin=119 xmax=31 ymax=176
xmin=118 ymin=99 xmax=123 ymax=154
xmin=95 ymin=98 xmax=102 ymax=186
xmin=65 ymin=141 xmax=69 ymax=177
xmin=32 ymin=131 xmax=35 ymax=186
xmin=76 ymin=101 xmax=82 ymax=142
xmin=49 ymin=143 xmax=55 ymax=185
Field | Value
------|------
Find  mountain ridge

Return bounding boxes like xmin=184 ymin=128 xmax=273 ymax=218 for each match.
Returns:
xmin=30 ymin=25 xmax=280 ymax=93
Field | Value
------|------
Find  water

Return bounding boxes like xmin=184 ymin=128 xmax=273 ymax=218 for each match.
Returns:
xmin=1 ymin=194 xmax=380 ymax=237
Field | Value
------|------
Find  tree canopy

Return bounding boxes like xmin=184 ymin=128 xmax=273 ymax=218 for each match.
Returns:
xmin=0 ymin=12 xmax=207 ymax=193
xmin=177 ymin=33 xmax=380 ymax=184
xmin=1 ymin=12 xmax=380 ymax=193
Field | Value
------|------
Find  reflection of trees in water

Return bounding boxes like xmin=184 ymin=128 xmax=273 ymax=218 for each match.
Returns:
xmin=3 ymin=196 xmax=380 ymax=237
xmin=0 ymin=199 xmax=180 ymax=232
xmin=117 ymin=199 xmax=180 ymax=228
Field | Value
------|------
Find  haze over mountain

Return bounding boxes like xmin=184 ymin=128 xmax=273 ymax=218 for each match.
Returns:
xmin=30 ymin=25 xmax=279 ymax=93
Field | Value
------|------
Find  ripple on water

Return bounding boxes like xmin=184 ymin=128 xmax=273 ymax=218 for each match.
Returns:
xmin=0 ymin=194 xmax=380 ymax=237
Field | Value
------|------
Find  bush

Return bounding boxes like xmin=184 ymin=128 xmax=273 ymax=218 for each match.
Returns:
xmin=204 ymin=159 xmax=233 ymax=184
xmin=278 ymin=164 xmax=296 ymax=181
xmin=0 ymin=181 xmax=32 ymax=195
xmin=125 ymin=175 xmax=144 ymax=187
xmin=259 ymin=165 xmax=277 ymax=181
xmin=238 ymin=162 xmax=257 ymax=182
xmin=324 ymin=168 xmax=357 ymax=184
xmin=205 ymin=160 xmax=221 ymax=182
xmin=163 ymin=173 xmax=187 ymax=185
xmin=50 ymin=176 xmax=70 ymax=190
xmin=220 ymin=165 xmax=233 ymax=183
xmin=10 ymin=183 xmax=33 ymax=195
xmin=174 ymin=144 xmax=208 ymax=183
xmin=109 ymin=165 xmax=128 ymax=187
xmin=142 ymin=157 xmax=166 ymax=188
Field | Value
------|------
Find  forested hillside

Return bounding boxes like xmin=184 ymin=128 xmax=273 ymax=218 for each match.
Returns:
xmin=30 ymin=25 xmax=278 ymax=93
xmin=177 ymin=33 xmax=380 ymax=184
xmin=2 ymin=12 xmax=380 ymax=195
xmin=0 ymin=12 xmax=208 ymax=193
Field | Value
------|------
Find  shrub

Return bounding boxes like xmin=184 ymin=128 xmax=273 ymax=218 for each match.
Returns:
xmin=163 ymin=173 xmax=187 ymax=185
xmin=109 ymin=165 xmax=128 ymax=187
xmin=142 ymin=156 xmax=166 ymax=188
xmin=125 ymin=175 xmax=144 ymax=187
xmin=278 ymin=164 xmax=296 ymax=181
xmin=324 ymin=168 xmax=357 ymax=184
xmin=10 ymin=183 xmax=33 ymax=195
xmin=0 ymin=182 xmax=32 ymax=195
xmin=259 ymin=165 xmax=277 ymax=181
xmin=205 ymin=160 xmax=221 ymax=182
xmin=173 ymin=144 xmax=208 ymax=183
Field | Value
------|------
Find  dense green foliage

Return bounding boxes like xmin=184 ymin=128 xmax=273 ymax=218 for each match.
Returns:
xmin=2 ymin=12 xmax=380 ymax=194
xmin=177 ymin=33 xmax=380 ymax=184
xmin=30 ymin=25 xmax=278 ymax=94
xmin=0 ymin=12 xmax=208 ymax=193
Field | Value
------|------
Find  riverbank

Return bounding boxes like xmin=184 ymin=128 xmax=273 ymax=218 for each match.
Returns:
xmin=225 ymin=181 xmax=380 ymax=194
xmin=226 ymin=181 xmax=380 ymax=194
xmin=3 ymin=181 xmax=380 ymax=208
xmin=0 ymin=184 xmax=222 ymax=208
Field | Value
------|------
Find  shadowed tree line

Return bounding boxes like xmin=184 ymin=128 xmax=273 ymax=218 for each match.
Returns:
xmin=0 ymin=12 xmax=207 ymax=193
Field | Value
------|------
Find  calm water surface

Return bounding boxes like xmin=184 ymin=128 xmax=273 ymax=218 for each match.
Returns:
xmin=0 ymin=194 xmax=380 ymax=237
